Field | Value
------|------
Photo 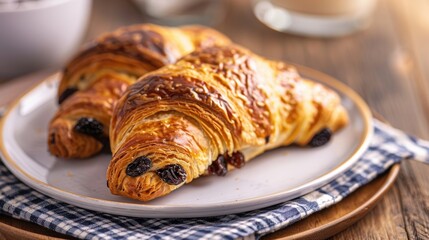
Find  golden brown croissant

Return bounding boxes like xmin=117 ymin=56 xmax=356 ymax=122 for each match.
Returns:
xmin=107 ymin=45 xmax=349 ymax=201
xmin=48 ymin=24 xmax=231 ymax=158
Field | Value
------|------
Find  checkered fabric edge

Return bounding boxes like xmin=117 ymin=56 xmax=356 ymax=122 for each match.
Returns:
xmin=1 ymin=120 xmax=428 ymax=240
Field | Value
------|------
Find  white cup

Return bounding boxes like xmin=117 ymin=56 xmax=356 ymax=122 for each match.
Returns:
xmin=0 ymin=0 xmax=92 ymax=81
xmin=253 ymin=0 xmax=377 ymax=37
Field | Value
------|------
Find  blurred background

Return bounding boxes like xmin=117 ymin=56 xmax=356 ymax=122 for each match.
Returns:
xmin=91 ymin=0 xmax=429 ymax=136
xmin=0 ymin=0 xmax=429 ymax=238
xmin=1 ymin=0 xmax=429 ymax=136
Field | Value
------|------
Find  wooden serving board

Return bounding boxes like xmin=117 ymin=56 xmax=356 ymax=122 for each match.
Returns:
xmin=0 ymin=74 xmax=400 ymax=239
xmin=264 ymin=164 xmax=400 ymax=239
xmin=0 ymin=164 xmax=400 ymax=240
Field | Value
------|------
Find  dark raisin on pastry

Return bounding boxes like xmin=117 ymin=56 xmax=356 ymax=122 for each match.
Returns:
xmin=265 ymin=135 xmax=270 ymax=144
xmin=58 ymin=87 xmax=78 ymax=104
xmin=156 ymin=164 xmax=187 ymax=185
xmin=308 ymin=128 xmax=332 ymax=147
xmin=226 ymin=151 xmax=245 ymax=168
xmin=74 ymin=117 xmax=104 ymax=138
xmin=126 ymin=156 xmax=152 ymax=177
xmin=49 ymin=133 xmax=55 ymax=144
xmin=208 ymin=155 xmax=228 ymax=176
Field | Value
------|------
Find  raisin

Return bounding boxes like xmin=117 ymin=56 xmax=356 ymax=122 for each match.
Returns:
xmin=49 ymin=133 xmax=55 ymax=144
xmin=74 ymin=118 xmax=104 ymax=138
xmin=58 ymin=87 xmax=78 ymax=104
xmin=265 ymin=136 xmax=270 ymax=144
xmin=226 ymin=151 xmax=245 ymax=168
xmin=126 ymin=156 xmax=152 ymax=177
xmin=73 ymin=118 xmax=111 ymax=150
xmin=156 ymin=164 xmax=187 ymax=185
xmin=208 ymin=155 xmax=228 ymax=176
xmin=308 ymin=128 xmax=332 ymax=147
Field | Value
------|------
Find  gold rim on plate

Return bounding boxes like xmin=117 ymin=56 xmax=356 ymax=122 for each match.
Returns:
xmin=0 ymin=64 xmax=373 ymax=215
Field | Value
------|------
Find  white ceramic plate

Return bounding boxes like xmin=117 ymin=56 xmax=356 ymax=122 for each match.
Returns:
xmin=0 ymin=66 xmax=373 ymax=218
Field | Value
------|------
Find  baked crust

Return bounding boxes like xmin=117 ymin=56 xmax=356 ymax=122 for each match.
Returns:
xmin=107 ymin=45 xmax=349 ymax=201
xmin=48 ymin=24 xmax=231 ymax=158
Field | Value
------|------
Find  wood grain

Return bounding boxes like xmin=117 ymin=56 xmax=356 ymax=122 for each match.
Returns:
xmin=0 ymin=215 xmax=68 ymax=240
xmin=0 ymin=71 xmax=50 ymax=107
xmin=217 ymin=1 xmax=429 ymax=238
xmin=0 ymin=72 xmax=399 ymax=240
xmin=0 ymin=0 xmax=428 ymax=239
xmin=263 ymin=164 xmax=400 ymax=240
xmin=0 ymin=162 xmax=400 ymax=240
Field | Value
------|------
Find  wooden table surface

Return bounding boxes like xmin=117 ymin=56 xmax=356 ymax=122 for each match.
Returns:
xmin=1 ymin=0 xmax=429 ymax=239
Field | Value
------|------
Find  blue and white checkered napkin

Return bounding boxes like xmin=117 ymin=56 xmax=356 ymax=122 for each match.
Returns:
xmin=1 ymin=120 xmax=429 ymax=240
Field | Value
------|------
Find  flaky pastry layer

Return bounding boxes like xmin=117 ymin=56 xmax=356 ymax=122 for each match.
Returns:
xmin=48 ymin=24 xmax=231 ymax=158
xmin=107 ymin=45 xmax=349 ymax=201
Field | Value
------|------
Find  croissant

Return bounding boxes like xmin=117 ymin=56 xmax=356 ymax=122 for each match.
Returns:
xmin=48 ymin=24 xmax=231 ymax=158
xmin=107 ymin=45 xmax=349 ymax=201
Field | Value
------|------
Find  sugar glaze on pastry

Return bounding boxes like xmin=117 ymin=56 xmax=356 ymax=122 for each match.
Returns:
xmin=107 ymin=45 xmax=349 ymax=201
xmin=48 ymin=24 xmax=230 ymax=158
